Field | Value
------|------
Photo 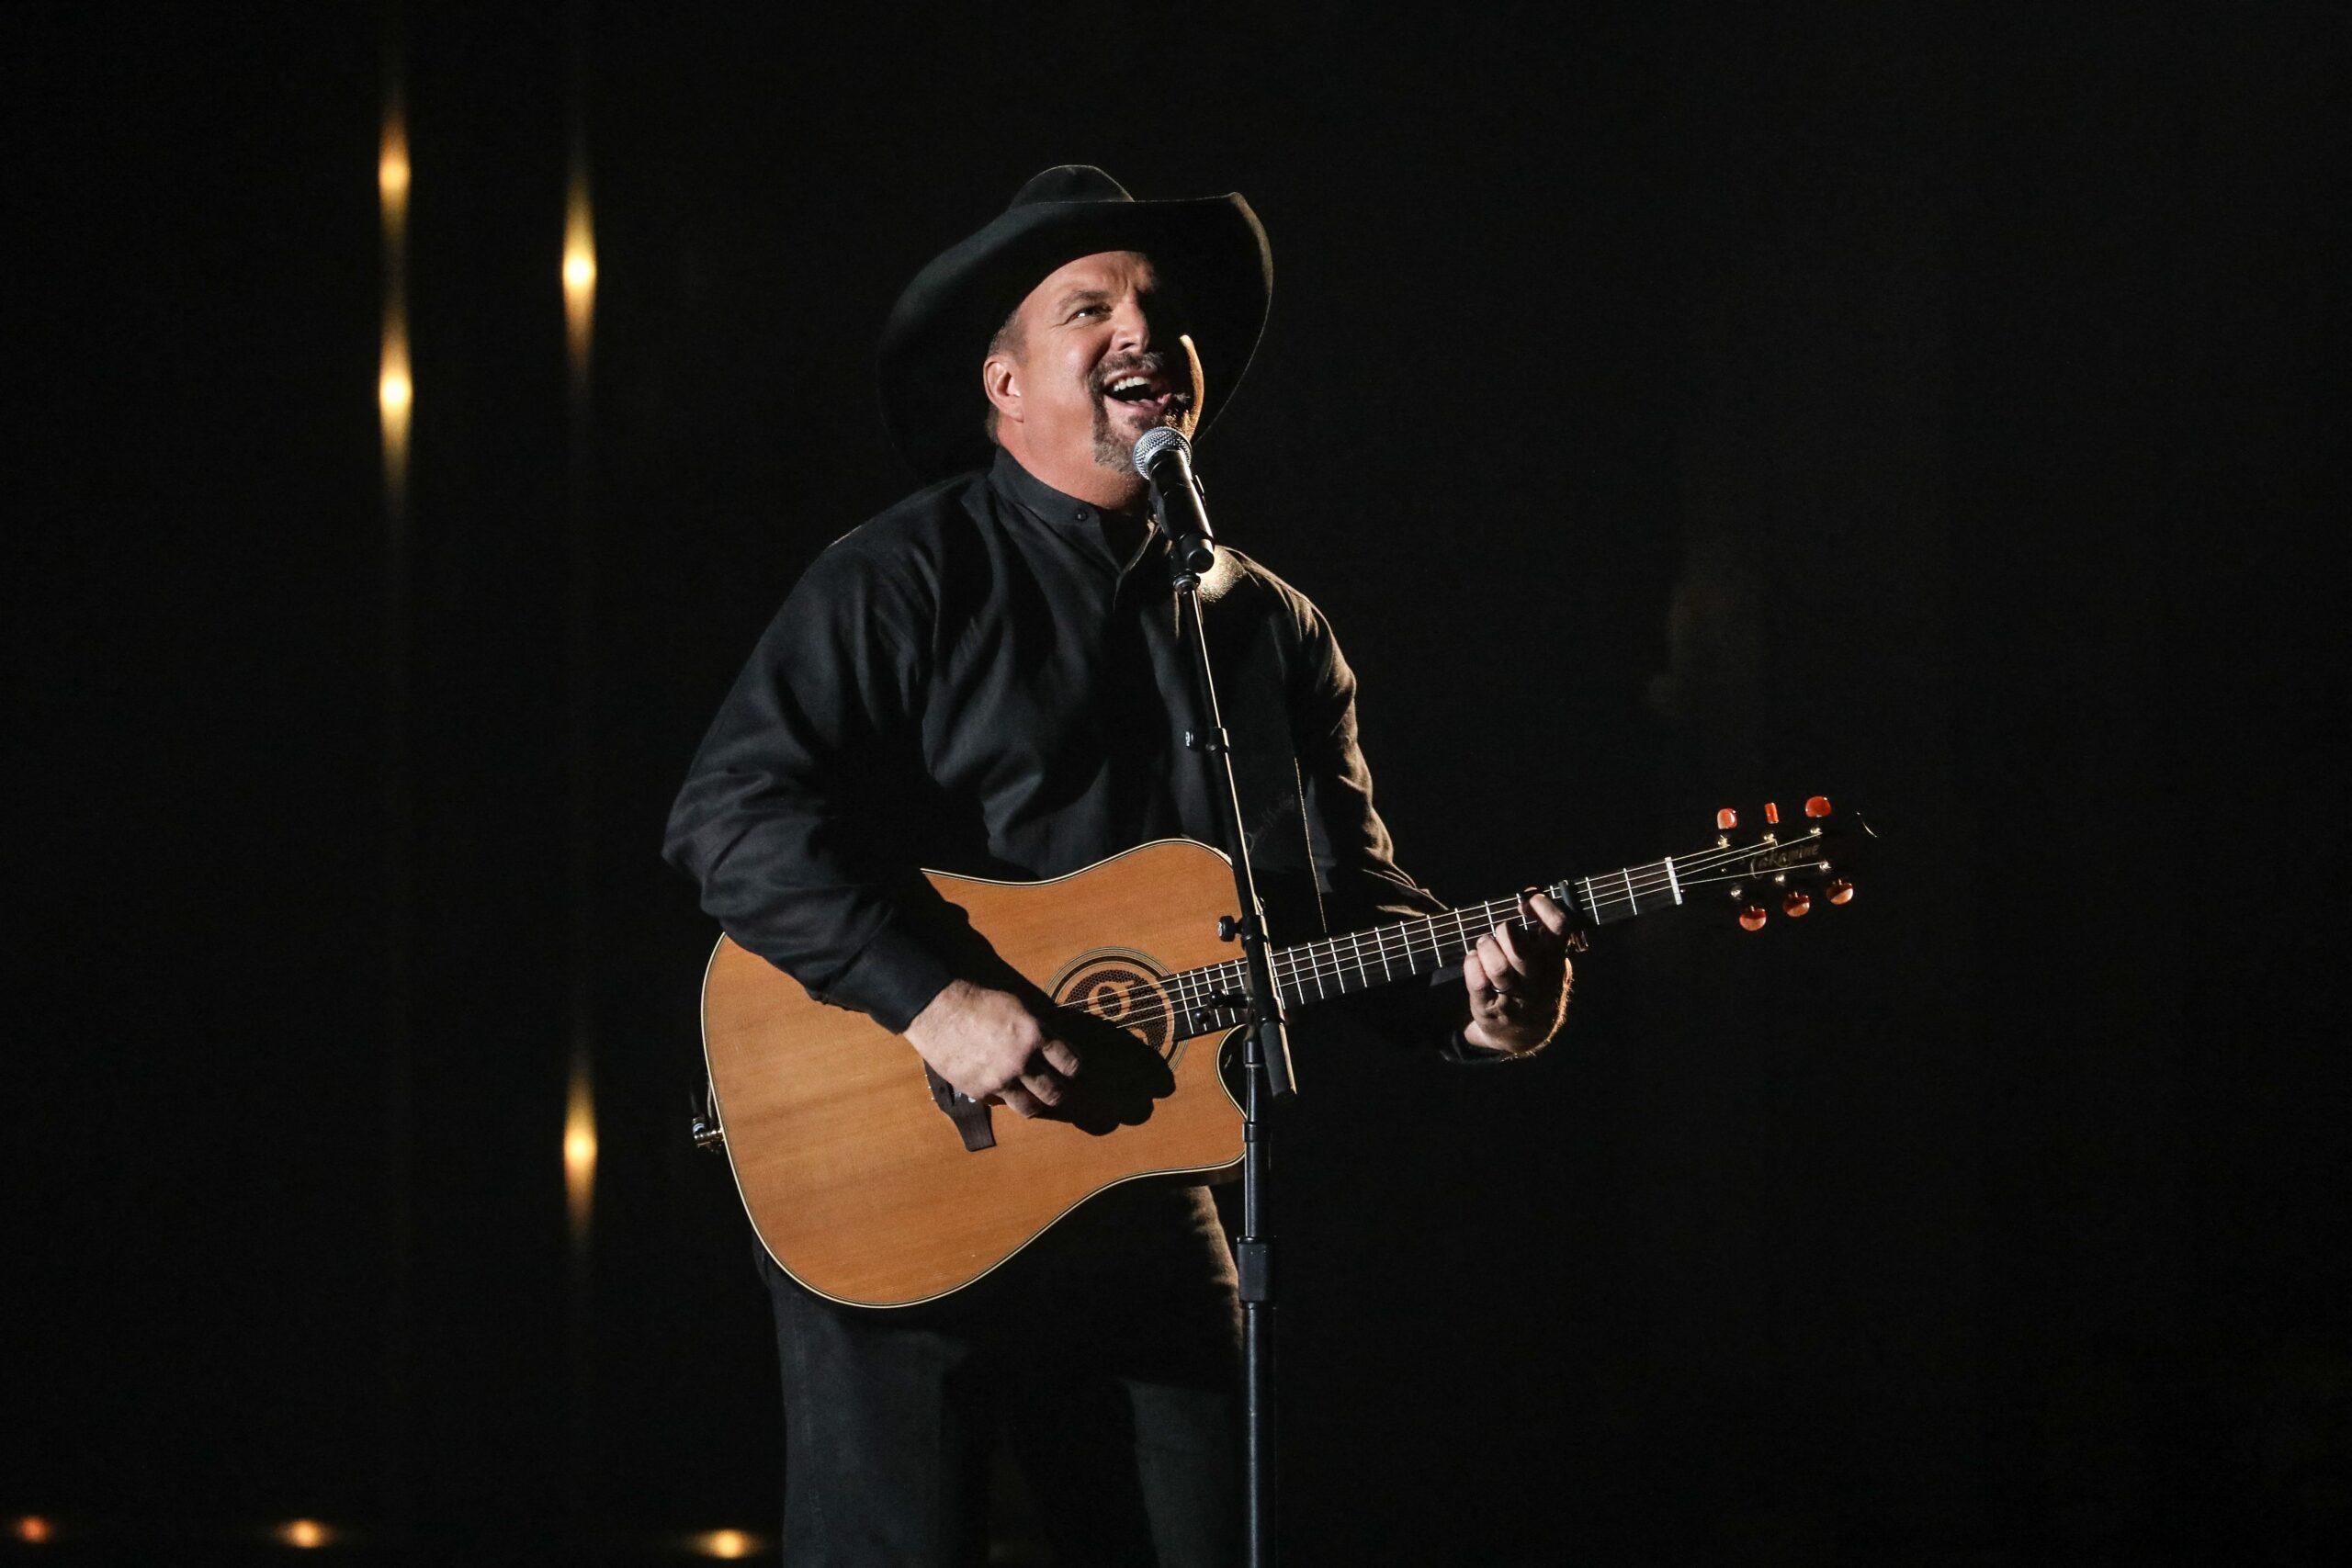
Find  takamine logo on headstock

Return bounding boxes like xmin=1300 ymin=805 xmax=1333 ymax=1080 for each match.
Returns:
xmin=1749 ymin=841 xmax=1826 ymax=874
xmin=1704 ymin=795 xmax=1875 ymax=931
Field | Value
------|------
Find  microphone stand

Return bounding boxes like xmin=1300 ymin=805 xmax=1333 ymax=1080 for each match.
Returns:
xmin=1152 ymin=452 xmax=1295 ymax=1568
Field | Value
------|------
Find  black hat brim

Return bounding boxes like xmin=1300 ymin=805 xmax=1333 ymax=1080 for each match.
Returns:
xmin=878 ymin=192 xmax=1272 ymax=483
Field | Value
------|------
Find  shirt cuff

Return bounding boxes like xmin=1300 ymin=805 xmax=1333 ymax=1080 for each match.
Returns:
xmin=1441 ymin=1023 xmax=1521 ymax=1064
xmin=825 ymin=910 xmax=959 ymax=1034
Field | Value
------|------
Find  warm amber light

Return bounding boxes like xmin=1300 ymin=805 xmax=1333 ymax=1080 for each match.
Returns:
xmin=379 ymin=331 xmax=412 ymax=495
xmin=14 ymin=1516 xmax=52 ymax=1545
xmin=563 ymin=1111 xmax=596 ymax=1171
xmin=275 ymin=1518 xmax=332 ymax=1549
xmin=379 ymin=92 xmax=410 ymax=496
xmin=691 ymin=1529 xmax=758 ymax=1560
xmin=379 ymin=108 xmax=409 ymax=243
xmin=564 ymin=1073 xmax=597 ymax=1241
xmin=562 ymin=171 xmax=595 ymax=365
xmin=379 ymin=318 xmax=413 ymax=424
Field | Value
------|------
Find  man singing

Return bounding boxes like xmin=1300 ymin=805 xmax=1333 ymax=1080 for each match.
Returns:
xmin=665 ymin=165 xmax=1571 ymax=1566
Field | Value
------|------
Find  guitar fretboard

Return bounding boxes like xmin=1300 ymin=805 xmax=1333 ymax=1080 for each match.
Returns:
xmin=1155 ymin=858 xmax=1684 ymax=1032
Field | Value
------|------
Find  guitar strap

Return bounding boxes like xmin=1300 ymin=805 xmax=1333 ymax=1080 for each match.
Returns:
xmin=1210 ymin=577 xmax=1330 ymax=950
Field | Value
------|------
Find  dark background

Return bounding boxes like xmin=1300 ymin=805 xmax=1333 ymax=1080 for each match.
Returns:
xmin=11 ymin=3 xmax=2346 ymax=1563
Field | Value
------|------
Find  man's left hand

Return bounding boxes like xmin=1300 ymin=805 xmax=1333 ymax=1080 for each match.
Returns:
xmin=1460 ymin=890 xmax=1572 ymax=1055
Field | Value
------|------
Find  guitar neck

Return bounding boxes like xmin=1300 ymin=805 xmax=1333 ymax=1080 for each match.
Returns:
xmin=1163 ymin=859 xmax=1685 ymax=1030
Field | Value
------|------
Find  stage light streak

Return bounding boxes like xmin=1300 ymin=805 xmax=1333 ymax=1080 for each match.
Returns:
xmin=13 ymin=1516 xmax=52 ymax=1544
xmin=379 ymin=96 xmax=411 ymax=496
xmin=560 ymin=104 xmax=597 ymax=1262
xmin=689 ymin=1529 xmax=760 ymax=1559
xmin=379 ymin=328 xmax=412 ymax=479
xmin=562 ymin=179 xmax=595 ymax=368
xmin=379 ymin=354 xmax=413 ymax=417
xmin=377 ymin=136 xmax=409 ymax=216
xmin=564 ymin=1070 xmax=597 ymax=1245
xmin=274 ymin=1518 xmax=333 ymax=1549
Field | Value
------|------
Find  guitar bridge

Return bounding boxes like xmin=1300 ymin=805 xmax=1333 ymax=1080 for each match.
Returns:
xmin=922 ymin=1064 xmax=996 ymax=1152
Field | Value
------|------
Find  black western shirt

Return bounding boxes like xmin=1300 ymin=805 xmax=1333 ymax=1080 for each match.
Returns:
xmin=664 ymin=448 xmax=1471 ymax=1051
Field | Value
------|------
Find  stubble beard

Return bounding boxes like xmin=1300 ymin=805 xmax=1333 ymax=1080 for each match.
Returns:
xmin=1090 ymin=389 xmax=1176 ymax=474
xmin=1086 ymin=354 xmax=1184 ymax=475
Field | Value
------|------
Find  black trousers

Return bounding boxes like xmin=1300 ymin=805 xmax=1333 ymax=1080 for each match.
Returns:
xmin=759 ymin=1184 xmax=1243 ymax=1567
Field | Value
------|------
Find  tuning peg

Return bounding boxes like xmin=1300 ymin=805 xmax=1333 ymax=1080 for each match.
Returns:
xmin=1764 ymin=801 xmax=1781 ymax=825
xmin=1826 ymin=879 xmax=1855 ymax=906
xmin=1804 ymin=795 xmax=1832 ymax=818
xmin=1716 ymin=807 xmax=1738 ymax=830
xmin=1782 ymin=891 xmax=1812 ymax=918
xmin=1738 ymin=905 xmax=1768 ymax=931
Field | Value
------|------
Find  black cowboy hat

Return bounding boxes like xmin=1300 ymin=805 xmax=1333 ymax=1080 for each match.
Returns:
xmin=877 ymin=164 xmax=1272 ymax=483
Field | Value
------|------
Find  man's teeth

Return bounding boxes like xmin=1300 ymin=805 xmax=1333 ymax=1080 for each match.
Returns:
xmin=1108 ymin=376 xmax=1153 ymax=400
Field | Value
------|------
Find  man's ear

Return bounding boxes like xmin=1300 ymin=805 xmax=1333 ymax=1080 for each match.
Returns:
xmin=983 ymin=351 xmax=1023 ymax=428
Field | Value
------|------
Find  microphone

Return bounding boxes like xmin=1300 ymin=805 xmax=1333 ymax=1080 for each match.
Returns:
xmin=1132 ymin=427 xmax=1217 ymax=577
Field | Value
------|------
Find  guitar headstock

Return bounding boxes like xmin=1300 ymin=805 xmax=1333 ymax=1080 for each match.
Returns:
xmin=1692 ymin=795 xmax=1876 ymax=931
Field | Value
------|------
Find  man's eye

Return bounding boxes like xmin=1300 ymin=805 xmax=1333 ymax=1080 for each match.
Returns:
xmin=1072 ymin=304 xmax=1107 ymax=319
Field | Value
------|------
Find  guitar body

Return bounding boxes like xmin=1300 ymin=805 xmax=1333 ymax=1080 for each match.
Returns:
xmin=701 ymin=839 xmax=1246 ymax=1308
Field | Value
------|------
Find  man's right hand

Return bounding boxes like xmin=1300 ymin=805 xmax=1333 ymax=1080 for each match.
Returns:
xmin=903 ymin=978 xmax=1080 ymax=1119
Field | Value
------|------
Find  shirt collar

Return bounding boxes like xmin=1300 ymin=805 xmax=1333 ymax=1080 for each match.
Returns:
xmin=989 ymin=447 xmax=1159 ymax=571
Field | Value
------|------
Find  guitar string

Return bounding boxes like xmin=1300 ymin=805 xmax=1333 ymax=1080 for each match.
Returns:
xmin=1074 ymin=897 xmax=1582 ymax=1024
xmin=1063 ymin=838 xmax=1838 ymax=1026
xmin=1074 ymin=886 xmax=1702 ymax=1028
xmin=1250 ymin=839 xmax=1808 ymax=998
xmin=1252 ymin=831 xmax=1815 ymax=992
xmin=1080 ymin=871 xmax=1748 ymax=1020
xmin=1249 ymin=856 xmax=1807 ymax=1002
xmin=1247 ymin=833 xmax=1824 ymax=991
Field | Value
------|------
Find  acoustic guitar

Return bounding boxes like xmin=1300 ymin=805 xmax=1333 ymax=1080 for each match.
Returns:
xmin=698 ymin=796 xmax=1870 ymax=1307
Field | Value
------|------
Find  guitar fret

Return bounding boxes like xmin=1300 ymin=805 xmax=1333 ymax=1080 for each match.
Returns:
xmin=1172 ymin=970 xmax=1202 ymax=1025
xmin=1585 ymin=865 xmax=1637 ymax=925
xmin=1168 ymin=866 xmax=1646 ymax=1033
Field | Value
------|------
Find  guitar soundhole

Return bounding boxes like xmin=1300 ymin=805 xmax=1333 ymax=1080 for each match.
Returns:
xmin=1053 ymin=953 xmax=1177 ymax=1059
